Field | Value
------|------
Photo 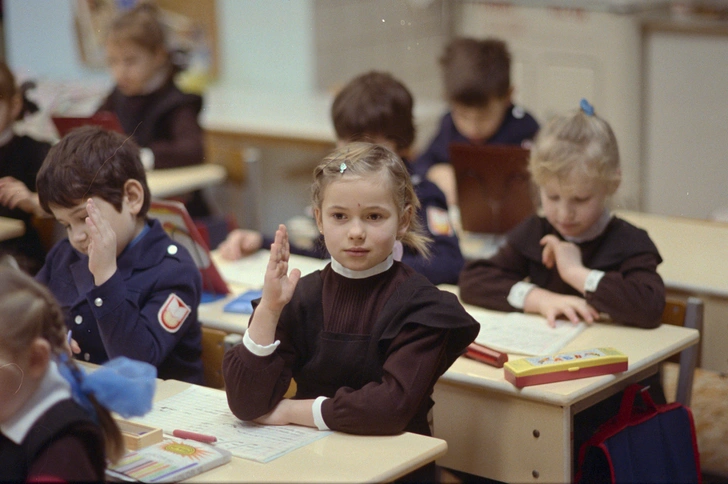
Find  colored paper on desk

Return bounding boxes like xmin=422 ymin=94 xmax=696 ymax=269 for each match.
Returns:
xmin=106 ymin=436 xmax=231 ymax=482
xmin=471 ymin=310 xmax=586 ymax=356
xmin=130 ymin=385 xmax=330 ymax=463
xmin=223 ymin=290 xmax=263 ymax=314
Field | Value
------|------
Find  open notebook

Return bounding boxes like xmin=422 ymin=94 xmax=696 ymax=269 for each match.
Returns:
xmin=449 ymin=143 xmax=536 ymax=234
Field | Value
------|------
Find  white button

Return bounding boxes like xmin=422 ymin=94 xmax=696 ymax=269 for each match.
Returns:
xmin=94 ymin=297 xmax=103 ymax=307
xmin=74 ymin=315 xmax=83 ymax=325
xmin=84 ymin=353 xmax=90 ymax=361
xmin=167 ymin=244 xmax=178 ymax=255
xmin=512 ymin=105 xmax=525 ymax=119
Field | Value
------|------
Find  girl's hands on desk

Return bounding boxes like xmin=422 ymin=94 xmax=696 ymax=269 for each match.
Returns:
xmin=254 ymin=398 xmax=316 ymax=428
xmin=219 ymin=229 xmax=263 ymax=260
xmin=524 ymin=287 xmax=599 ymax=327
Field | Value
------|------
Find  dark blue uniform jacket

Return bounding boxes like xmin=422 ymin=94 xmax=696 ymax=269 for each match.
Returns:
xmin=36 ymin=218 xmax=204 ymax=383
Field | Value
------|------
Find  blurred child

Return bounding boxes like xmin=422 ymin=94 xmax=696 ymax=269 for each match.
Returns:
xmin=0 ymin=62 xmax=52 ymax=273
xmin=0 ymin=266 xmax=155 ymax=481
xmin=223 ymin=143 xmax=479 ymax=481
xmin=459 ymin=100 xmax=665 ymax=328
xmin=219 ymin=71 xmax=465 ymax=285
xmin=35 ymin=126 xmax=204 ymax=383
xmin=415 ymin=37 xmax=540 ymax=206
xmin=97 ymin=3 xmax=209 ymax=216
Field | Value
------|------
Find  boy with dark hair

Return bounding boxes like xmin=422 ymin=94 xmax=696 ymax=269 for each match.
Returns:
xmin=415 ymin=37 xmax=540 ymax=206
xmin=35 ymin=126 xmax=204 ymax=383
xmin=219 ymin=71 xmax=464 ymax=285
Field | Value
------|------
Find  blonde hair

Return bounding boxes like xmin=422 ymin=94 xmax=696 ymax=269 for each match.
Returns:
xmin=0 ymin=267 xmax=125 ymax=463
xmin=529 ymin=108 xmax=621 ymax=194
xmin=312 ymin=142 xmax=431 ymax=258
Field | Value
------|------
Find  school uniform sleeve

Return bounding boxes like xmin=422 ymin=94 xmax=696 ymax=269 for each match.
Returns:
xmin=584 ymin=252 xmax=665 ymax=328
xmin=412 ymin=113 xmax=453 ymax=178
xmin=147 ymin=102 xmax=205 ymax=169
xmin=27 ymin=433 xmax=103 ymax=482
xmin=459 ymin=242 xmax=531 ymax=312
xmin=83 ymin=255 xmax=200 ymax=368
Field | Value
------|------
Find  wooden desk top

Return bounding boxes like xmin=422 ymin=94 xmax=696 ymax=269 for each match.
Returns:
xmin=616 ymin=210 xmax=728 ymax=297
xmin=153 ymin=379 xmax=447 ymax=483
xmin=0 ymin=216 xmax=24 ymax=242
xmin=146 ymin=164 xmax=227 ymax=199
xmin=437 ymin=291 xmax=699 ymax=408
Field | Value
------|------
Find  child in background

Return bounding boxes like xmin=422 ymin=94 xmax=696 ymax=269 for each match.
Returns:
xmin=0 ymin=266 xmax=155 ymax=481
xmin=0 ymin=62 xmax=52 ymax=273
xmin=97 ymin=3 xmax=209 ymax=216
xmin=459 ymin=99 xmax=665 ymax=328
xmin=35 ymin=126 xmax=204 ymax=384
xmin=219 ymin=71 xmax=464 ymax=285
xmin=223 ymin=143 xmax=479 ymax=481
xmin=414 ymin=37 xmax=539 ymax=206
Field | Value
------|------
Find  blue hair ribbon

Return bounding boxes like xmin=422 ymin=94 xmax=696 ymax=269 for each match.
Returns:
xmin=580 ymin=98 xmax=595 ymax=116
xmin=57 ymin=354 xmax=156 ymax=419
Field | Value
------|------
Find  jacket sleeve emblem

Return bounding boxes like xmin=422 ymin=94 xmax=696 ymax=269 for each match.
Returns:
xmin=157 ymin=293 xmax=191 ymax=333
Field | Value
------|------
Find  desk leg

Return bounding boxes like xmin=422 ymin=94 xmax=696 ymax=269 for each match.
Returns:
xmin=433 ymin=382 xmax=571 ymax=483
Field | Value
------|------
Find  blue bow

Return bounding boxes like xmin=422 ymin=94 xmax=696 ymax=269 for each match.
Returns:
xmin=580 ymin=98 xmax=595 ymax=116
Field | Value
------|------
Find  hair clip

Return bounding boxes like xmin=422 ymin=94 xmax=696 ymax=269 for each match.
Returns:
xmin=580 ymin=98 xmax=595 ymax=116
xmin=339 ymin=162 xmax=347 ymax=174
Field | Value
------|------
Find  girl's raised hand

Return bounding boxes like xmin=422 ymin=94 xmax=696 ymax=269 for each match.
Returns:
xmin=260 ymin=225 xmax=301 ymax=314
xmin=86 ymin=198 xmax=118 ymax=286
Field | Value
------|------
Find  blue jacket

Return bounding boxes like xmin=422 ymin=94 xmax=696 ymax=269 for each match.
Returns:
xmin=413 ymin=105 xmax=539 ymax=178
xmin=36 ymin=219 xmax=204 ymax=383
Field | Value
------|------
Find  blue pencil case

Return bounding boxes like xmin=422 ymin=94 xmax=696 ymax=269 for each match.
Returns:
xmin=223 ymin=290 xmax=263 ymax=314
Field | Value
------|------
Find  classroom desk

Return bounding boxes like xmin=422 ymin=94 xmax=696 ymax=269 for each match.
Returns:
xmin=153 ymin=378 xmax=447 ymax=483
xmin=0 ymin=216 xmax=24 ymax=241
xmin=615 ymin=210 xmax=728 ymax=372
xmin=146 ymin=164 xmax=227 ymax=199
xmin=432 ymin=297 xmax=700 ymax=482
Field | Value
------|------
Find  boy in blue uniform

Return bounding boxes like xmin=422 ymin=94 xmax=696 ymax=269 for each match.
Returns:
xmin=35 ymin=126 xmax=203 ymax=384
xmin=219 ymin=71 xmax=464 ymax=285
xmin=415 ymin=37 xmax=540 ymax=206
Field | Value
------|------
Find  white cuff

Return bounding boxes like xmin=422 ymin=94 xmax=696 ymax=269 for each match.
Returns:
xmin=507 ymin=281 xmax=536 ymax=309
xmin=584 ymin=270 xmax=606 ymax=293
xmin=140 ymin=147 xmax=155 ymax=171
xmin=242 ymin=330 xmax=280 ymax=357
xmin=312 ymin=396 xmax=330 ymax=430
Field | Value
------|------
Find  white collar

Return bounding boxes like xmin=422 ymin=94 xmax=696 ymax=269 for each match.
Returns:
xmin=0 ymin=127 xmax=14 ymax=147
xmin=563 ymin=209 xmax=612 ymax=243
xmin=142 ymin=68 xmax=169 ymax=95
xmin=0 ymin=360 xmax=72 ymax=444
xmin=330 ymin=253 xmax=394 ymax=279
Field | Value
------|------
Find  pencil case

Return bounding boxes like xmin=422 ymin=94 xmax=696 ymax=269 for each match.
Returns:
xmin=504 ymin=347 xmax=628 ymax=388
xmin=464 ymin=342 xmax=508 ymax=368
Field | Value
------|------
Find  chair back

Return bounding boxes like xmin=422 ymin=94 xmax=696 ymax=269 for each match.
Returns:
xmin=449 ymin=143 xmax=536 ymax=234
xmin=201 ymin=326 xmax=227 ymax=388
xmin=661 ymin=297 xmax=704 ymax=406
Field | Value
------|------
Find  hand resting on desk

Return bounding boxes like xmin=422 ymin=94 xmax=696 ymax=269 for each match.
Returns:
xmin=218 ymin=229 xmax=264 ymax=260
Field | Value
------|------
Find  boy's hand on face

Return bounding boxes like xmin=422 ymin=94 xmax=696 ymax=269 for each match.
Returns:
xmin=86 ymin=198 xmax=118 ymax=286
xmin=540 ymin=235 xmax=590 ymax=293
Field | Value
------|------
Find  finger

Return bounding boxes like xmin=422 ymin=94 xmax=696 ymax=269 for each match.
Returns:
xmin=541 ymin=244 xmax=554 ymax=268
xmin=288 ymin=268 xmax=302 ymax=288
xmin=563 ymin=306 xmax=580 ymax=324
xmin=71 ymin=339 xmax=81 ymax=354
xmin=577 ymin=306 xmax=595 ymax=324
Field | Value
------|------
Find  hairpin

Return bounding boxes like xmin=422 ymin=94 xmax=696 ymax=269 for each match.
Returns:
xmin=339 ymin=162 xmax=347 ymax=174
xmin=580 ymin=98 xmax=595 ymax=116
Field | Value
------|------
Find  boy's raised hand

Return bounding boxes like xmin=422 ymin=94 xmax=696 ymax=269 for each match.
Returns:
xmin=261 ymin=224 xmax=301 ymax=314
xmin=86 ymin=198 xmax=118 ymax=286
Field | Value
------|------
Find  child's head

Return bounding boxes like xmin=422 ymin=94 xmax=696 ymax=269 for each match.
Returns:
xmin=0 ymin=267 xmax=67 ymax=423
xmin=440 ymin=37 xmax=514 ymax=143
xmin=106 ymin=3 xmax=169 ymax=96
xmin=0 ymin=62 xmax=24 ymax=132
xmin=36 ymin=126 xmax=150 ymax=255
xmin=529 ymin=100 xmax=621 ymax=238
xmin=312 ymin=142 xmax=431 ymax=271
xmin=331 ymin=71 xmax=415 ymax=157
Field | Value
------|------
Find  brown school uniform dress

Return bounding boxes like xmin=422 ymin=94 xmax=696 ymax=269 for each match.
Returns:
xmin=459 ymin=215 xmax=666 ymax=328
xmin=223 ymin=261 xmax=478 ymax=436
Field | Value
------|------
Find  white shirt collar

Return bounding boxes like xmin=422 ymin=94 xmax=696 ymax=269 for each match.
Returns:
xmin=563 ymin=209 xmax=612 ymax=243
xmin=0 ymin=127 xmax=14 ymax=147
xmin=0 ymin=360 xmax=72 ymax=444
xmin=330 ymin=253 xmax=394 ymax=279
xmin=142 ymin=68 xmax=169 ymax=95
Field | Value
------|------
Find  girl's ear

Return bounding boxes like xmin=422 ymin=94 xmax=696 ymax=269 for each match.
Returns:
xmin=123 ymin=179 xmax=145 ymax=216
xmin=314 ymin=207 xmax=323 ymax=234
xmin=397 ymin=204 xmax=413 ymax=239
xmin=27 ymin=338 xmax=50 ymax=379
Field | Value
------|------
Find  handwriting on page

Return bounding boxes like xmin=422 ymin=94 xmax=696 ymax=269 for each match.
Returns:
xmin=473 ymin=311 xmax=586 ymax=356
xmin=131 ymin=386 xmax=329 ymax=463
